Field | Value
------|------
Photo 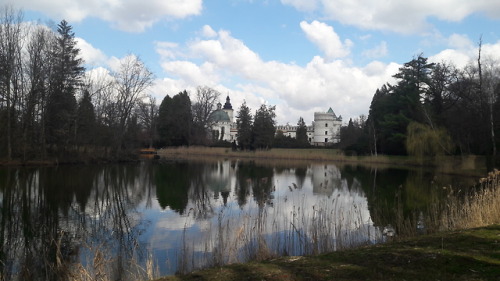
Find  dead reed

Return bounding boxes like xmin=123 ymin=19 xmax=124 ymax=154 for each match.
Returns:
xmin=158 ymin=147 xmax=487 ymax=176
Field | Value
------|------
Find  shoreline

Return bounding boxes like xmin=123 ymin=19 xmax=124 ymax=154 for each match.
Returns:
xmin=158 ymin=146 xmax=488 ymax=177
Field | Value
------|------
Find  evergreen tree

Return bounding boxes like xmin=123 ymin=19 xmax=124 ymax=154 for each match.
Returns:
xmin=236 ymin=101 xmax=253 ymax=150
xmin=296 ymin=117 xmax=309 ymax=147
xmin=157 ymin=91 xmax=192 ymax=146
xmin=76 ymin=90 xmax=95 ymax=146
xmin=158 ymin=95 xmax=172 ymax=146
xmin=253 ymin=104 xmax=276 ymax=149
xmin=367 ymin=56 xmax=435 ymax=155
xmin=45 ymin=20 xmax=84 ymax=151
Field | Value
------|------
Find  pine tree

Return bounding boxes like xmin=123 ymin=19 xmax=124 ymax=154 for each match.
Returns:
xmin=236 ymin=101 xmax=253 ymax=150
xmin=45 ymin=20 xmax=84 ymax=151
xmin=252 ymin=104 xmax=276 ymax=149
xmin=296 ymin=117 xmax=308 ymax=147
xmin=157 ymin=91 xmax=192 ymax=146
xmin=76 ymin=90 xmax=95 ymax=146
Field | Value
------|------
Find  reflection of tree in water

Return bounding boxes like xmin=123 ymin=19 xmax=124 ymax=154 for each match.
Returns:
xmin=235 ymin=162 xmax=274 ymax=208
xmin=155 ymin=161 xmax=234 ymax=219
xmin=0 ymin=163 xmax=152 ymax=280
xmin=155 ymin=162 xmax=190 ymax=214
xmin=294 ymin=166 xmax=307 ymax=188
xmin=339 ymin=165 xmax=476 ymax=236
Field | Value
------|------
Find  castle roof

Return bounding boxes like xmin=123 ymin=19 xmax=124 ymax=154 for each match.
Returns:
xmin=327 ymin=107 xmax=338 ymax=118
xmin=223 ymin=95 xmax=233 ymax=110
xmin=210 ymin=109 xmax=231 ymax=123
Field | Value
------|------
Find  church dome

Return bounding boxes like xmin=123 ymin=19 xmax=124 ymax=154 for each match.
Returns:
xmin=210 ymin=109 xmax=231 ymax=122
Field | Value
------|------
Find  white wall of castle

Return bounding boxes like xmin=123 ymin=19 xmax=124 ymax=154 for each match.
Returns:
xmin=212 ymin=107 xmax=341 ymax=145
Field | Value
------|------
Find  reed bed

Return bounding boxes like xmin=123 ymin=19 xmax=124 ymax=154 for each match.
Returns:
xmin=56 ymin=243 xmax=159 ymax=281
xmin=386 ymin=169 xmax=500 ymax=238
xmin=159 ymin=146 xmax=386 ymax=163
xmin=158 ymin=147 xmax=486 ymax=176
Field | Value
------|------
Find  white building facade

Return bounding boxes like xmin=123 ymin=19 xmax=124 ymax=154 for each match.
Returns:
xmin=211 ymin=97 xmax=342 ymax=146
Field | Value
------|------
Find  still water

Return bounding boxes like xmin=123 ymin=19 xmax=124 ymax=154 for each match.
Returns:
xmin=0 ymin=158 xmax=482 ymax=280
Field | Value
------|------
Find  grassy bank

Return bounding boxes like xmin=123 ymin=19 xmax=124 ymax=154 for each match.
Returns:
xmin=158 ymin=147 xmax=487 ymax=176
xmin=154 ymin=224 xmax=500 ymax=281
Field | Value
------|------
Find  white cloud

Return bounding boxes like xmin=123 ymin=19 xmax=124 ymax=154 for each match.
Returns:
xmin=362 ymin=41 xmax=388 ymax=59
xmin=201 ymin=25 xmax=217 ymax=38
xmin=76 ymin=37 xmax=108 ymax=66
xmin=280 ymin=0 xmax=318 ymax=11
xmin=447 ymin=34 xmax=475 ymax=50
xmin=429 ymin=38 xmax=500 ymax=69
xmin=8 ymin=0 xmax=202 ymax=32
xmin=155 ymin=28 xmax=398 ymax=124
xmin=300 ymin=20 xmax=352 ymax=59
xmin=283 ymin=0 xmax=500 ymax=34
xmin=155 ymin=41 xmax=180 ymax=60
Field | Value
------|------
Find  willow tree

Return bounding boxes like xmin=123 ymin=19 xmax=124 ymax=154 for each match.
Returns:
xmin=406 ymin=121 xmax=453 ymax=162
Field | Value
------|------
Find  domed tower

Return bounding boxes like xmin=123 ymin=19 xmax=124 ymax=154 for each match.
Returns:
xmin=222 ymin=95 xmax=234 ymax=122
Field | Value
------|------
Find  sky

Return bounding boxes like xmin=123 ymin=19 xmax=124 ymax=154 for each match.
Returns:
xmin=6 ymin=0 xmax=500 ymax=125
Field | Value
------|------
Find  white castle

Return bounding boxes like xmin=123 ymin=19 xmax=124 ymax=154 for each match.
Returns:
xmin=210 ymin=96 xmax=342 ymax=146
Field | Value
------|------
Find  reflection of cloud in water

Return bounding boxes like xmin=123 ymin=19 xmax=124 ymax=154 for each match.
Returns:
xmin=151 ymin=161 xmax=380 ymax=270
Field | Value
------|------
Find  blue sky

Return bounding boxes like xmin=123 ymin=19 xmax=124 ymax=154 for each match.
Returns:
xmin=9 ymin=0 xmax=500 ymax=124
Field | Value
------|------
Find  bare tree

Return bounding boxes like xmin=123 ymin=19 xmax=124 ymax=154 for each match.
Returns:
xmin=81 ymin=68 xmax=115 ymax=124
xmin=137 ymin=95 xmax=158 ymax=148
xmin=477 ymin=37 xmax=498 ymax=156
xmin=191 ymin=86 xmax=221 ymax=144
xmin=112 ymin=55 xmax=154 ymax=150
xmin=23 ymin=24 xmax=53 ymax=158
xmin=0 ymin=6 xmax=24 ymax=160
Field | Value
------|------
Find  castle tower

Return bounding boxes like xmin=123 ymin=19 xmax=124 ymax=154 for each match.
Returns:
xmin=222 ymin=95 xmax=234 ymax=122
xmin=313 ymin=107 xmax=341 ymax=146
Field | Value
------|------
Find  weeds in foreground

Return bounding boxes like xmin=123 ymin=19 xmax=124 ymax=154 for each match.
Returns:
xmin=50 ymin=242 xmax=159 ymax=281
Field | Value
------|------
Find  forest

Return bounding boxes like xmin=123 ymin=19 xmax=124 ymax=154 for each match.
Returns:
xmin=0 ymin=8 xmax=281 ymax=162
xmin=340 ymin=52 xmax=500 ymax=160
xmin=1 ymin=6 xmax=500 ymax=163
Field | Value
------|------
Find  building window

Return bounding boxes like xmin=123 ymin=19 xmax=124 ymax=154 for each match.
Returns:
xmin=325 ymin=138 xmax=328 ymax=143
xmin=325 ymin=123 xmax=328 ymax=127
xmin=325 ymin=131 xmax=328 ymax=135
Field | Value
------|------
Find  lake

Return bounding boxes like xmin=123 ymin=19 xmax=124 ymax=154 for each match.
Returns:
xmin=0 ymin=158 xmax=484 ymax=280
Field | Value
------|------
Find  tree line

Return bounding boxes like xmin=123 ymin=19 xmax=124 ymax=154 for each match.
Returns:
xmin=339 ymin=51 xmax=500 ymax=160
xmin=157 ymin=89 xmax=280 ymax=150
xmin=0 ymin=7 xmax=162 ymax=162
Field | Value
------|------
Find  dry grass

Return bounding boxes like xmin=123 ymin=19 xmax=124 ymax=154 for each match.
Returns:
xmin=158 ymin=147 xmax=487 ymax=176
xmin=50 ymin=243 xmax=160 ymax=281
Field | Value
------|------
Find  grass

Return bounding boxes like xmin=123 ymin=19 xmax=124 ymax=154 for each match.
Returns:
xmin=153 ymin=224 xmax=500 ymax=281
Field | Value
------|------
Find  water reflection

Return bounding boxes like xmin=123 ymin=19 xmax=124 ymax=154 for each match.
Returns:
xmin=0 ymin=160 xmax=481 ymax=279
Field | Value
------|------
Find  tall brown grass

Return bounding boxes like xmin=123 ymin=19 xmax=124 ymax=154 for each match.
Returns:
xmin=158 ymin=147 xmax=487 ymax=176
xmin=389 ymin=169 xmax=500 ymax=237
xmin=53 ymin=243 xmax=159 ymax=281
